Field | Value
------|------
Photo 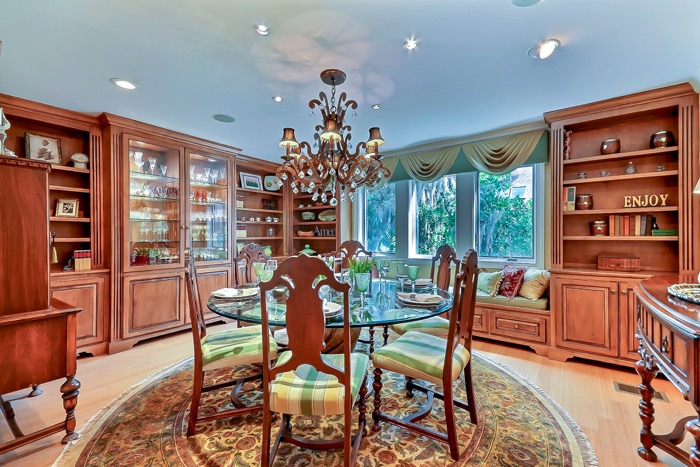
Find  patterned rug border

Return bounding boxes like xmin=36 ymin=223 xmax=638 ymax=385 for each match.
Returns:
xmin=53 ymin=352 xmax=599 ymax=466
xmin=52 ymin=358 xmax=193 ymax=467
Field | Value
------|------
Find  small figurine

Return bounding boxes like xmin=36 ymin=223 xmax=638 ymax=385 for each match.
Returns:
xmin=0 ymin=107 xmax=17 ymax=157
xmin=563 ymin=130 xmax=573 ymax=160
xmin=625 ymin=161 xmax=637 ymax=174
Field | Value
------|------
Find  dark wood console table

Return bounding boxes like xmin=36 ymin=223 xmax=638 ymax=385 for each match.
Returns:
xmin=635 ymin=274 xmax=700 ymax=465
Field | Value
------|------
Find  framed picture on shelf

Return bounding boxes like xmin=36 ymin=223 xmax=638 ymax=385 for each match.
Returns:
xmin=25 ymin=132 xmax=62 ymax=164
xmin=240 ymin=172 xmax=263 ymax=191
xmin=56 ymin=199 xmax=79 ymax=218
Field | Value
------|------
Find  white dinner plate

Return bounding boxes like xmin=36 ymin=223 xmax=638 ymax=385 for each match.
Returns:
xmin=211 ymin=287 xmax=259 ymax=299
xmin=324 ymin=302 xmax=343 ymax=317
xmin=396 ymin=292 xmax=445 ymax=306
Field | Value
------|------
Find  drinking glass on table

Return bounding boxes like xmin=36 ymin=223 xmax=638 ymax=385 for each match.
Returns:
xmin=407 ymin=265 xmax=420 ymax=292
xmin=395 ymin=263 xmax=408 ymax=291
xmin=258 ymin=263 xmax=275 ymax=283
xmin=379 ymin=259 xmax=391 ymax=292
xmin=354 ymin=272 xmax=371 ymax=315
xmin=253 ymin=261 xmax=266 ymax=284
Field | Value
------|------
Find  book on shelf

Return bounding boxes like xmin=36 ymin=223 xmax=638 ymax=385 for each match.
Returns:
xmin=564 ymin=187 xmax=576 ymax=211
xmin=607 ymin=214 xmax=653 ymax=236
xmin=73 ymin=249 xmax=91 ymax=271
xmin=634 ymin=215 xmax=641 ymax=236
xmin=651 ymin=229 xmax=679 ymax=236
xmin=640 ymin=215 xmax=647 ymax=236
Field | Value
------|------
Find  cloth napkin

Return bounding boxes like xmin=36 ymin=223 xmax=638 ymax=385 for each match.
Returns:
xmin=397 ymin=292 xmax=443 ymax=303
xmin=402 ymin=278 xmax=432 ymax=287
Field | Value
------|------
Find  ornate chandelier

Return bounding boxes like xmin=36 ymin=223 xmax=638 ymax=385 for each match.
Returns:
xmin=275 ymin=69 xmax=390 ymax=205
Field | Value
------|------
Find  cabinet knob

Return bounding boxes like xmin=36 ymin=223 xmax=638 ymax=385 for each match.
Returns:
xmin=621 ymin=289 xmax=627 ymax=295
xmin=514 ymin=324 xmax=519 ymax=329
xmin=611 ymin=289 xmax=617 ymax=294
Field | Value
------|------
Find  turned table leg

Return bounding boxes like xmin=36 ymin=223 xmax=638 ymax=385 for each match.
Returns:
xmin=372 ymin=368 xmax=382 ymax=433
xmin=368 ymin=326 xmax=375 ymax=354
xmin=686 ymin=418 xmax=700 ymax=466
xmin=60 ymin=375 xmax=80 ymax=443
xmin=636 ymin=357 xmax=658 ymax=462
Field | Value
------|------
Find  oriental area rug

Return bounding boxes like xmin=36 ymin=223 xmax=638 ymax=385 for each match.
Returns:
xmin=55 ymin=349 xmax=597 ymax=467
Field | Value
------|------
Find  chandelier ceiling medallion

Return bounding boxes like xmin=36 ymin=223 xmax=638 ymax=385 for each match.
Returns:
xmin=275 ymin=69 xmax=391 ymax=205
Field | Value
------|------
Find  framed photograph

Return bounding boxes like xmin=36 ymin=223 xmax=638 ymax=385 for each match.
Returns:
xmin=564 ymin=186 xmax=576 ymax=211
xmin=240 ymin=172 xmax=263 ymax=191
xmin=25 ymin=133 xmax=62 ymax=164
xmin=56 ymin=199 xmax=79 ymax=218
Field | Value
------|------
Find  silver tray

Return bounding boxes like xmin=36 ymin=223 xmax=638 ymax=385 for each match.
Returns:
xmin=667 ymin=283 xmax=700 ymax=305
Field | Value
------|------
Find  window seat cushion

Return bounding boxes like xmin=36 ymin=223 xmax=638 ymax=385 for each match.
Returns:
xmin=476 ymin=290 xmax=549 ymax=311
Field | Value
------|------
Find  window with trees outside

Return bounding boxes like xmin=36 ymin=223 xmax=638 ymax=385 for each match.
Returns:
xmin=361 ymin=163 xmax=543 ymax=266
xmin=365 ymin=182 xmax=396 ymax=253
xmin=477 ymin=166 xmax=534 ymax=260
xmin=414 ymin=176 xmax=456 ymax=255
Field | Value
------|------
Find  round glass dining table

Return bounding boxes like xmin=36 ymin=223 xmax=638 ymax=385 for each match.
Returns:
xmin=207 ymin=280 xmax=453 ymax=353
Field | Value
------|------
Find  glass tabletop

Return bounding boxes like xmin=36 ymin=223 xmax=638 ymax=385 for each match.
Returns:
xmin=207 ymin=280 xmax=453 ymax=328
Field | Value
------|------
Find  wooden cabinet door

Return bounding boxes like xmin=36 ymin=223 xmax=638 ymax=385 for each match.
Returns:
xmin=122 ymin=272 xmax=185 ymax=338
xmin=554 ymin=276 xmax=620 ymax=357
xmin=185 ymin=266 xmax=231 ymax=322
xmin=51 ymin=273 xmax=108 ymax=348
xmin=618 ymin=281 xmax=640 ymax=360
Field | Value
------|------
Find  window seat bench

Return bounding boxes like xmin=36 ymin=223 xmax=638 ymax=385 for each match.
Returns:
xmin=473 ymin=283 xmax=551 ymax=357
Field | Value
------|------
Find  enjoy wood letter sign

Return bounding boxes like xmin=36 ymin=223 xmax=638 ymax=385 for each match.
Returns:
xmin=623 ymin=193 xmax=669 ymax=208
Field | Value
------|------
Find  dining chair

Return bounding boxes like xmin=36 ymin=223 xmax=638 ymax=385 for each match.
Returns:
xmin=383 ymin=244 xmax=459 ymax=345
xmin=370 ymin=249 xmax=479 ymax=461
xmin=259 ymin=254 xmax=369 ymax=466
xmin=233 ymin=243 xmax=269 ymax=285
xmin=185 ymin=249 xmax=278 ymax=437
xmin=337 ymin=240 xmax=382 ymax=352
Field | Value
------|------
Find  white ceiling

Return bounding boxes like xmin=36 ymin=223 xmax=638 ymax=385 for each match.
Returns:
xmin=1 ymin=0 xmax=700 ymax=162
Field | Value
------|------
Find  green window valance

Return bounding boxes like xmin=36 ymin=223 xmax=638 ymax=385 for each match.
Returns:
xmin=382 ymin=129 xmax=548 ymax=184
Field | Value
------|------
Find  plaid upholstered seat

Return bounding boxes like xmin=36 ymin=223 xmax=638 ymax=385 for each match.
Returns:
xmin=201 ymin=325 xmax=278 ymax=371
xmin=269 ymin=352 xmax=369 ymax=416
xmin=390 ymin=316 xmax=450 ymax=339
xmin=372 ymin=331 xmax=469 ymax=386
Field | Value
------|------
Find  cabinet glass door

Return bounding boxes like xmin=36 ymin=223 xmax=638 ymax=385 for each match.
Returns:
xmin=189 ymin=153 xmax=229 ymax=262
xmin=127 ymin=139 xmax=182 ymax=268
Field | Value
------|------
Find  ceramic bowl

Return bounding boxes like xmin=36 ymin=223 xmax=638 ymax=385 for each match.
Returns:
xmin=600 ymin=138 xmax=621 ymax=155
xmin=301 ymin=211 xmax=316 ymax=221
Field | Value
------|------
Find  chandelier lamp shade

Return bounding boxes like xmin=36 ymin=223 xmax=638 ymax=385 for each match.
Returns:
xmin=275 ymin=69 xmax=391 ymax=205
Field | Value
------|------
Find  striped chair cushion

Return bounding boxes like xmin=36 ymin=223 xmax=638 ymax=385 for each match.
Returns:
xmin=270 ymin=352 xmax=369 ymax=416
xmin=202 ymin=325 xmax=278 ymax=371
xmin=391 ymin=316 xmax=450 ymax=338
xmin=371 ymin=331 xmax=470 ymax=387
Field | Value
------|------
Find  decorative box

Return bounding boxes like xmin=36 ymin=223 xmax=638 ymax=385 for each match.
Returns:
xmin=236 ymin=195 xmax=244 ymax=208
xmin=235 ymin=225 xmax=247 ymax=238
xmin=597 ymin=254 xmax=640 ymax=271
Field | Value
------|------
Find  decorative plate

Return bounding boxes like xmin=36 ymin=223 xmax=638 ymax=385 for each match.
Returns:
xmin=318 ymin=209 xmax=336 ymax=222
xmin=263 ymin=175 xmax=281 ymax=191
xmin=211 ymin=287 xmax=259 ymax=299
xmin=323 ymin=302 xmax=342 ymax=317
xmin=668 ymin=284 xmax=700 ymax=305
xmin=395 ymin=292 xmax=446 ymax=306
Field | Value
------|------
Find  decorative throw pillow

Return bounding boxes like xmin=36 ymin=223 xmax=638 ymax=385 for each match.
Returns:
xmin=499 ymin=265 xmax=527 ymax=299
xmin=477 ymin=270 xmax=503 ymax=297
xmin=519 ymin=268 xmax=551 ymax=300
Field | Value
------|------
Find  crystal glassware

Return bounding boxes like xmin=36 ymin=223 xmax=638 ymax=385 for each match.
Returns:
xmin=253 ymin=261 xmax=266 ymax=285
xmin=203 ymin=167 xmax=211 ymax=183
xmin=159 ymin=164 xmax=168 ymax=177
xmin=395 ymin=263 xmax=408 ymax=290
xmin=354 ymin=272 xmax=371 ymax=311
xmin=148 ymin=157 xmax=157 ymax=175
xmin=407 ymin=265 xmax=420 ymax=292
xmin=190 ymin=164 xmax=196 ymax=179
xmin=379 ymin=259 xmax=391 ymax=291
xmin=258 ymin=265 xmax=274 ymax=283
xmin=132 ymin=151 xmax=144 ymax=173
xmin=210 ymin=168 xmax=219 ymax=184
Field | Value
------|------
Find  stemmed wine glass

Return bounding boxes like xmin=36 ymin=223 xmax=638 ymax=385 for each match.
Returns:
xmin=354 ymin=272 xmax=371 ymax=313
xmin=132 ymin=151 xmax=144 ymax=174
xmin=148 ymin=157 xmax=157 ymax=175
xmin=395 ymin=263 xmax=408 ymax=291
xmin=210 ymin=168 xmax=219 ymax=184
xmin=190 ymin=164 xmax=196 ymax=180
xmin=203 ymin=167 xmax=211 ymax=184
xmin=159 ymin=164 xmax=168 ymax=177
xmin=253 ymin=261 xmax=266 ymax=285
xmin=379 ymin=259 xmax=391 ymax=292
xmin=407 ymin=265 xmax=420 ymax=292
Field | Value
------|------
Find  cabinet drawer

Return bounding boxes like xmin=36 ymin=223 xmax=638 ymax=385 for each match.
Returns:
xmin=473 ymin=310 xmax=488 ymax=333
xmin=490 ymin=311 xmax=547 ymax=343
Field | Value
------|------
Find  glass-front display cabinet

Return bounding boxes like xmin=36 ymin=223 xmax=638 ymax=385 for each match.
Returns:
xmin=189 ymin=152 xmax=230 ymax=263
xmin=125 ymin=137 xmax=183 ymax=270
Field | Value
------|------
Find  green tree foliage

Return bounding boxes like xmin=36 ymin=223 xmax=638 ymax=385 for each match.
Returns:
xmin=366 ymin=183 xmax=396 ymax=253
xmin=478 ymin=172 xmax=533 ymax=258
xmin=417 ymin=176 xmax=456 ymax=255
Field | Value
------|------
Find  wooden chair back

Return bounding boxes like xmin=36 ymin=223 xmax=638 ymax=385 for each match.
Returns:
xmin=443 ymin=250 xmax=479 ymax=386
xmin=259 ymin=254 xmax=352 ymax=400
xmin=337 ymin=240 xmax=372 ymax=269
xmin=430 ymin=244 xmax=459 ymax=291
xmin=234 ymin=243 xmax=269 ymax=285
xmin=185 ymin=249 xmax=207 ymax=361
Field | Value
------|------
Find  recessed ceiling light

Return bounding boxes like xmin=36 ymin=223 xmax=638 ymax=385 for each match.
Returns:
xmin=109 ymin=78 xmax=136 ymax=90
xmin=371 ymin=104 xmax=381 ymax=110
xmin=527 ymin=39 xmax=560 ymax=59
xmin=212 ymin=114 xmax=235 ymax=123
xmin=272 ymin=95 xmax=283 ymax=103
xmin=255 ymin=24 xmax=270 ymax=36
xmin=403 ymin=39 xmax=418 ymax=50
xmin=512 ymin=0 xmax=544 ymax=6
xmin=207 ymin=158 xmax=216 ymax=162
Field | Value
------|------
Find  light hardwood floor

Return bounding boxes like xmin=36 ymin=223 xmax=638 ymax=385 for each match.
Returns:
xmin=0 ymin=327 xmax=694 ymax=466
